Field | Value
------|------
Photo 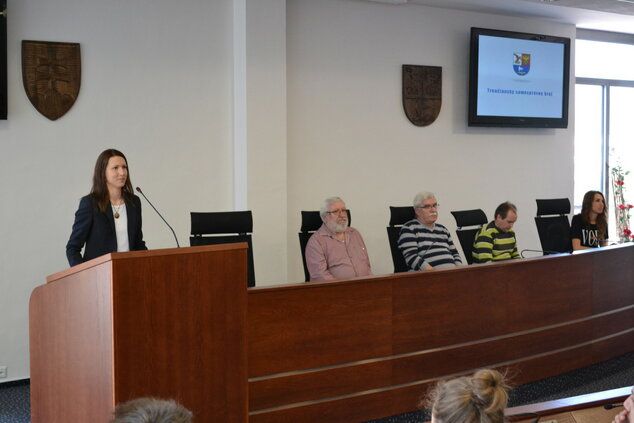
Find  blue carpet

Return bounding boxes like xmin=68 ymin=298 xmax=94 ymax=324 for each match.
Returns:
xmin=0 ymin=381 xmax=29 ymax=423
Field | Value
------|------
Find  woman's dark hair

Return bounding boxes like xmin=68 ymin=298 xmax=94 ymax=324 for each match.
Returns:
xmin=581 ymin=190 xmax=607 ymax=240
xmin=90 ymin=149 xmax=134 ymax=212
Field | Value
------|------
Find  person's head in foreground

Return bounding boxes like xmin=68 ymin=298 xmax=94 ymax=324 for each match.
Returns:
xmin=427 ymin=369 xmax=509 ymax=423
xmin=111 ymin=397 xmax=193 ymax=423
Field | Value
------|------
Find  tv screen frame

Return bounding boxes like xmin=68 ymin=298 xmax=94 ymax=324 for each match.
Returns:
xmin=468 ymin=27 xmax=571 ymax=128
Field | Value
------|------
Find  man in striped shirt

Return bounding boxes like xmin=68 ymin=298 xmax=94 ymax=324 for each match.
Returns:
xmin=398 ymin=192 xmax=462 ymax=271
xmin=472 ymin=201 xmax=521 ymax=263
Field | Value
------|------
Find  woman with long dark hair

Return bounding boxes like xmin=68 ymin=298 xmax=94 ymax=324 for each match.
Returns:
xmin=570 ymin=190 xmax=608 ymax=250
xmin=66 ymin=149 xmax=147 ymax=266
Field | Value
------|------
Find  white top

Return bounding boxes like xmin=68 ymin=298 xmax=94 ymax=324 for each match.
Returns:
xmin=113 ymin=204 xmax=130 ymax=252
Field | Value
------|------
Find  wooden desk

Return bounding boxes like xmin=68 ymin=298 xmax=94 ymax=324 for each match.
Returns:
xmin=30 ymin=243 xmax=634 ymax=423
xmin=248 ymin=245 xmax=634 ymax=422
xmin=509 ymin=386 xmax=631 ymax=423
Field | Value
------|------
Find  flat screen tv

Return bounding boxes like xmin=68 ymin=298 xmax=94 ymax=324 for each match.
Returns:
xmin=468 ymin=27 xmax=570 ymax=128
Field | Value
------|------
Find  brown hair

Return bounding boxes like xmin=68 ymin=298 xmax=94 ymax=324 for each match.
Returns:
xmin=581 ymin=190 xmax=608 ymax=240
xmin=426 ymin=369 xmax=509 ymax=423
xmin=494 ymin=202 xmax=517 ymax=220
xmin=90 ymin=149 xmax=134 ymax=212
xmin=110 ymin=397 xmax=192 ymax=423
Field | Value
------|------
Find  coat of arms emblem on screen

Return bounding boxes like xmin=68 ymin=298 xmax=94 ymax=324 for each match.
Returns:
xmin=513 ymin=53 xmax=531 ymax=76
xmin=22 ymin=40 xmax=81 ymax=121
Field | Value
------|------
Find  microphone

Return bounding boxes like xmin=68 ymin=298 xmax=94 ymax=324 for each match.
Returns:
xmin=604 ymin=403 xmax=623 ymax=410
xmin=136 ymin=186 xmax=180 ymax=248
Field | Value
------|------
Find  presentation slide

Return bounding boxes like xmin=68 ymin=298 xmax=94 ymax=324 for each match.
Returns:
xmin=476 ymin=35 xmax=565 ymax=118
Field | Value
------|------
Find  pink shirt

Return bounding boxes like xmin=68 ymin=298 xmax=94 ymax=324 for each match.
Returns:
xmin=305 ymin=224 xmax=372 ymax=281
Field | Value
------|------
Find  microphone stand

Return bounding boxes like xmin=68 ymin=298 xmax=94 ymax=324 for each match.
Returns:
xmin=136 ymin=187 xmax=181 ymax=248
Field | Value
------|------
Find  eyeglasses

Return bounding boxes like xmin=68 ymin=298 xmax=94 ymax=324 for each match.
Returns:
xmin=327 ymin=208 xmax=349 ymax=215
xmin=416 ymin=203 xmax=439 ymax=210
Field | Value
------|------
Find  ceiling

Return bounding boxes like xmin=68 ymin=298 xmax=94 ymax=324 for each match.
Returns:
xmin=368 ymin=0 xmax=634 ymax=34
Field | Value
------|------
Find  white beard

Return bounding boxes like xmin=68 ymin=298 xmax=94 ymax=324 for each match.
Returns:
xmin=327 ymin=220 xmax=348 ymax=233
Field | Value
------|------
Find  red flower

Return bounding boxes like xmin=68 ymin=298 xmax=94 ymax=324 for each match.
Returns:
xmin=625 ymin=228 xmax=632 ymax=236
xmin=619 ymin=204 xmax=626 ymax=210
xmin=617 ymin=180 xmax=625 ymax=186
xmin=628 ymin=204 xmax=634 ymax=208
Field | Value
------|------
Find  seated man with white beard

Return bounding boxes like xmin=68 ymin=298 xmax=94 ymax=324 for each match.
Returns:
xmin=398 ymin=191 xmax=462 ymax=271
xmin=305 ymin=196 xmax=372 ymax=281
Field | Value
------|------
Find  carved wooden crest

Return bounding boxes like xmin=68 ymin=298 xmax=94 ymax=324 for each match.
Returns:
xmin=402 ymin=65 xmax=441 ymax=127
xmin=22 ymin=40 xmax=81 ymax=121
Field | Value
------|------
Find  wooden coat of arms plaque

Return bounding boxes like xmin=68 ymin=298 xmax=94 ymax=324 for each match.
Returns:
xmin=402 ymin=64 xmax=442 ymax=127
xmin=22 ymin=40 xmax=81 ymax=121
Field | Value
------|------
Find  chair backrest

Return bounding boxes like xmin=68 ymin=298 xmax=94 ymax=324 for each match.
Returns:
xmin=386 ymin=206 xmax=416 ymax=273
xmin=450 ymin=209 xmax=488 ymax=265
xmin=534 ymin=198 xmax=572 ymax=254
xmin=190 ymin=211 xmax=255 ymax=287
xmin=298 ymin=209 xmax=351 ymax=282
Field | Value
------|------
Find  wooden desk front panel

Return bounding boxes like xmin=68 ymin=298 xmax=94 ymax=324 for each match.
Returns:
xmin=248 ymin=245 xmax=634 ymax=423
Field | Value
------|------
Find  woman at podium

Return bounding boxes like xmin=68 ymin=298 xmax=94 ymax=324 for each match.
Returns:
xmin=66 ymin=149 xmax=147 ymax=267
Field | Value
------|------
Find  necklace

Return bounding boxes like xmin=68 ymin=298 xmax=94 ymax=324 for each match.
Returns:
xmin=112 ymin=203 xmax=123 ymax=219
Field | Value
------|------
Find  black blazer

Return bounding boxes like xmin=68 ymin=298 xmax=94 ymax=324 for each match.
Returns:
xmin=66 ymin=194 xmax=147 ymax=267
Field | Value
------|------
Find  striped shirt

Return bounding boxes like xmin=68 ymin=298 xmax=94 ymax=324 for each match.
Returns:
xmin=397 ymin=220 xmax=462 ymax=270
xmin=472 ymin=221 xmax=520 ymax=263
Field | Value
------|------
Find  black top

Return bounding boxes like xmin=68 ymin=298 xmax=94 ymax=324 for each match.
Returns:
xmin=66 ymin=194 xmax=147 ymax=266
xmin=570 ymin=214 xmax=606 ymax=248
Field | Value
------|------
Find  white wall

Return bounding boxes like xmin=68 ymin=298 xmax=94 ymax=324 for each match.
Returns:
xmin=285 ymin=0 xmax=576 ymax=282
xmin=246 ymin=0 xmax=288 ymax=285
xmin=0 ymin=0 xmax=576 ymax=383
xmin=0 ymin=0 xmax=234 ymax=382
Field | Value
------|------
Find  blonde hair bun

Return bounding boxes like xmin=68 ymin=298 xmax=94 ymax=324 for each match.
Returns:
xmin=428 ymin=369 xmax=509 ymax=423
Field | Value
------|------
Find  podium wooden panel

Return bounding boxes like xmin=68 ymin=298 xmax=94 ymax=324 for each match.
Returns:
xmin=29 ymin=244 xmax=248 ymax=423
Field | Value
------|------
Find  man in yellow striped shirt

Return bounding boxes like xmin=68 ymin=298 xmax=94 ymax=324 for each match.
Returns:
xmin=472 ymin=202 xmax=520 ymax=263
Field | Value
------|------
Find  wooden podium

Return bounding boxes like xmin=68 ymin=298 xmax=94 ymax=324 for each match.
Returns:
xmin=29 ymin=244 xmax=248 ymax=423
xmin=31 ymin=243 xmax=634 ymax=423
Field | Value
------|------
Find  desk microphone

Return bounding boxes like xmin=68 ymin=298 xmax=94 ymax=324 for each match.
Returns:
xmin=136 ymin=186 xmax=180 ymax=248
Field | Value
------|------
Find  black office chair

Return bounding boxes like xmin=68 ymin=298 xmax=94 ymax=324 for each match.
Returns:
xmin=190 ymin=211 xmax=255 ymax=287
xmin=450 ymin=209 xmax=488 ymax=265
xmin=386 ymin=206 xmax=416 ymax=273
xmin=299 ymin=209 xmax=351 ymax=282
xmin=535 ymin=198 xmax=572 ymax=254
